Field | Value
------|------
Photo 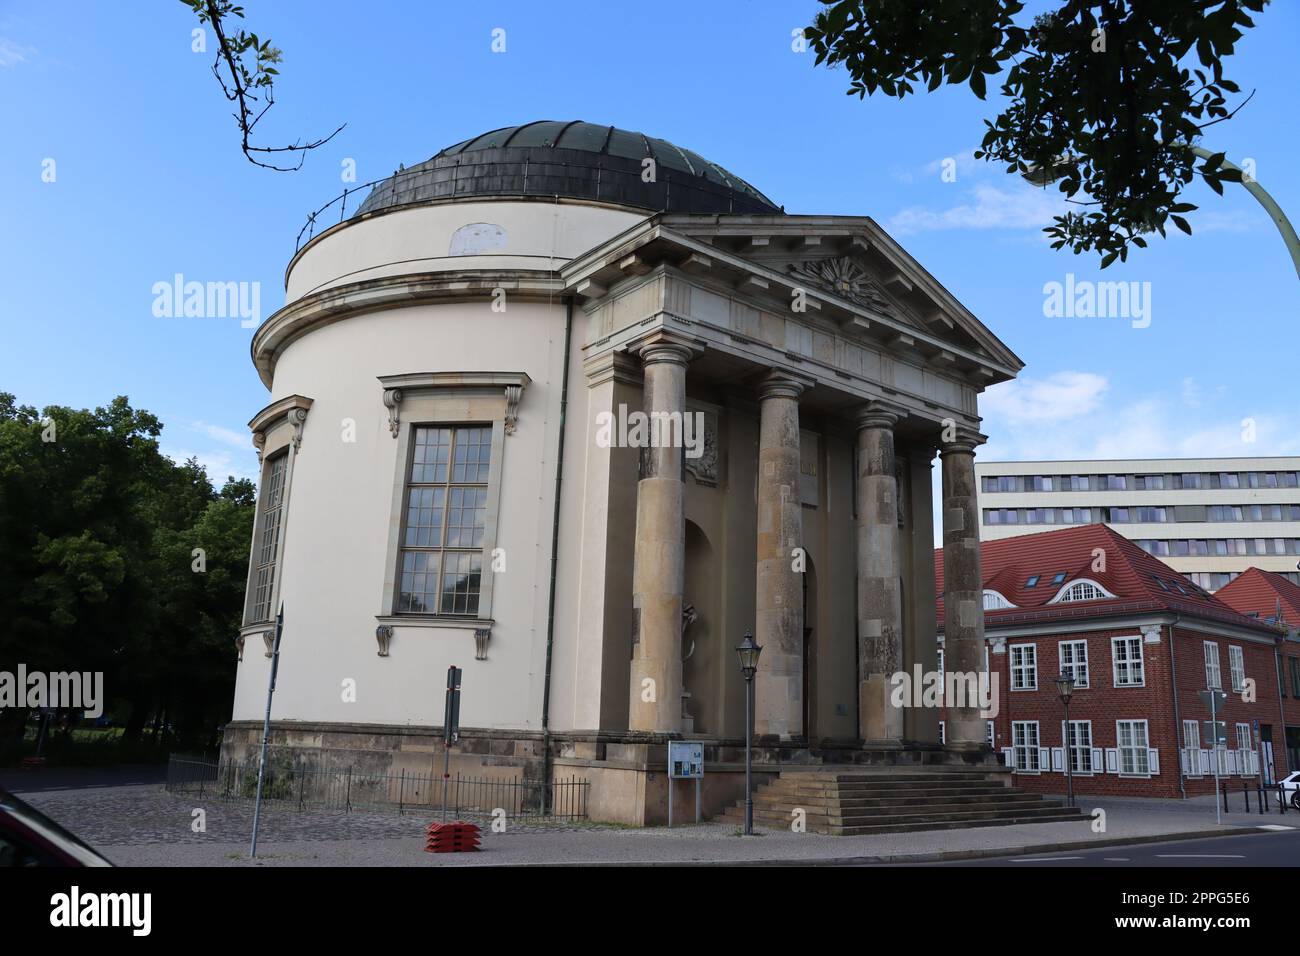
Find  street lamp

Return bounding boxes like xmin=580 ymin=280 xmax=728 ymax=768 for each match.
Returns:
xmin=1054 ymin=672 xmax=1076 ymax=809
xmin=1021 ymin=149 xmax=1300 ymax=280
xmin=735 ymin=631 xmax=763 ymax=835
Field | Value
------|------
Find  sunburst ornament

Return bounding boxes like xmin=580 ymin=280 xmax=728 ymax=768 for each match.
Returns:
xmin=789 ymin=257 xmax=892 ymax=314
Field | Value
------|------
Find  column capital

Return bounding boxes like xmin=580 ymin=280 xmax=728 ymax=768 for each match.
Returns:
xmin=939 ymin=425 xmax=988 ymax=457
xmin=855 ymin=399 xmax=908 ymax=431
xmin=626 ymin=330 xmax=702 ymax=367
xmin=756 ymin=368 xmax=814 ymax=402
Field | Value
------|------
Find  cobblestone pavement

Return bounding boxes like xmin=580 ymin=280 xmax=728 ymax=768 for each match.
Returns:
xmin=6 ymin=773 xmax=1273 ymax=867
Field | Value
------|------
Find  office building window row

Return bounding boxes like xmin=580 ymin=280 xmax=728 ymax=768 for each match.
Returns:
xmin=983 ymin=470 xmax=1300 ymax=494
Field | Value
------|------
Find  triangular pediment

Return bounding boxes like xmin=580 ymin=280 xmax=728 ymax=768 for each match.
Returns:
xmin=657 ymin=214 xmax=1023 ymax=376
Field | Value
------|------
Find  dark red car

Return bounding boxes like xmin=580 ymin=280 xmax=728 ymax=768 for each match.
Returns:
xmin=0 ymin=788 xmax=113 ymax=867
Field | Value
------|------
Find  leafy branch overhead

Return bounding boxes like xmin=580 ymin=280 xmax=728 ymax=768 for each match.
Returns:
xmin=805 ymin=0 xmax=1266 ymax=267
xmin=182 ymin=0 xmax=345 ymax=171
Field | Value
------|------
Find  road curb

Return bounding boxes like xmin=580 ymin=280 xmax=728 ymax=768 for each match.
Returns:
xmin=497 ymin=824 xmax=1275 ymax=866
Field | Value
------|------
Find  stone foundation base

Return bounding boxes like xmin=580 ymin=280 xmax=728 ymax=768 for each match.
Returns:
xmin=219 ymin=721 xmax=1003 ymax=826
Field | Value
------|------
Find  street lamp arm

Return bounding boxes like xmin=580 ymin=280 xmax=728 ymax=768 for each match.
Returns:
xmin=1192 ymin=146 xmax=1300 ymax=282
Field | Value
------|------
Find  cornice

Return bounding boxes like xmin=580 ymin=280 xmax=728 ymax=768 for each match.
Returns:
xmin=251 ymin=270 xmax=565 ymax=389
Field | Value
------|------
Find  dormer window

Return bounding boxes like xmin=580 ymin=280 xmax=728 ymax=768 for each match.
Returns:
xmin=1050 ymin=579 xmax=1115 ymax=604
xmin=983 ymin=589 xmax=1017 ymax=610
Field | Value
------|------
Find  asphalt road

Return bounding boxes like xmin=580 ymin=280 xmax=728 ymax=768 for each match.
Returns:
xmin=919 ymin=827 xmax=1300 ymax=866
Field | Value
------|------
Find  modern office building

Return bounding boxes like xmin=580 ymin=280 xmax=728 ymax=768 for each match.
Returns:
xmin=976 ymin=457 xmax=1300 ymax=592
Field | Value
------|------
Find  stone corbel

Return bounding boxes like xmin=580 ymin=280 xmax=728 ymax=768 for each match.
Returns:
xmin=474 ymin=627 xmax=491 ymax=661
xmin=383 ymin=388 xmax=403 ymax=438
xmin=375 ymin=624 xmax=394 ymax=657
xmin=248 ymin=394 xmax=314 ymax=459
xmin=503 ymin=385 xmax=522 ymax=435
xmin=288 ymin=407 xmax=309 ymax=452
xmin=262 ymin=630 xmax=275 ymax=658
xmin=376 ymin=372 xmax=531 ymax=438
xmin=235 ymin=634 xmax=245 ymax=662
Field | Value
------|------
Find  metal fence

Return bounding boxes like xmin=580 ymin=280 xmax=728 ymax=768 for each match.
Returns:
xmin=165 ymin=755 xmax=588 ymax=821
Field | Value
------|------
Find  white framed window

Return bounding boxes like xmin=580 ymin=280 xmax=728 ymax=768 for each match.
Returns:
xmin=1065 ymin=720 xmax=1093 ymax=773
xmin=982 ymin=589 xmax=1017 ymax=610
xmin=242 ymin=394 xmax=313 ymax=629
xmin=1049 ymin=578 xmax=1115 ymax=604
xmin=1203 ymin=641 xmax=1222 ymax=690
xmin=1059 ymin=640 xmax=1089 ymax=687
xmin=1182 ymin=719 xmax=1202 ymax=776
xmin=395 ymin=425 xmax=492 ymax=615
xmin=938 ymin=720 xmax=945 ymax=745
xmin=1228 ymin=645 xmax=1245 ymax=692
xmin=937 ymin=647 xmax=944 ymax=679
xmin=1236 ymin=723 xmax=1253 ymax=776
xmin=375 ymin=371 xmax=528 ymax=626
xmin=1111 ymin=636 xmax=1145 ymax=687
xmin=986 ymin=720 xmax=995 ymax=747
xmin=1117 ymin=720 xmax=1151 ymax=776
xmin=248 ymin=451 xmax=288 ymax=624
xmin=1012 ymin=721 xmax=1040 ymax=773
xmin=1010 ymin=643 xmax=1038 ymax=691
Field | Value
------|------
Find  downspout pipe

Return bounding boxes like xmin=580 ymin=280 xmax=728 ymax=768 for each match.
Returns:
xmin=1167 ymin=615 xmax=1186 ymax=800
xmin=539 ymin=295 xmax=574 ymax=807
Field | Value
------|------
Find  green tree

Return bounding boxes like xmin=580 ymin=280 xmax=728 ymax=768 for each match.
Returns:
xmin=0 ymin=394 xmax=254 ymax=761
xmin=805 ymin=0 xmax=1267 ymax=267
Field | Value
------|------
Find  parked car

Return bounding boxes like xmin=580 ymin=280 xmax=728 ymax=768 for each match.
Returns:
xmin=1275 ymin=770 xmax=1300 ymax=809
xmin=0 ymin=788 xmax=113 ymax=866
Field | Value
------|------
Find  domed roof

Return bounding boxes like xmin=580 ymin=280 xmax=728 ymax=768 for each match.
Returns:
xmin=354 ymin=120 xmax=782 ymax=218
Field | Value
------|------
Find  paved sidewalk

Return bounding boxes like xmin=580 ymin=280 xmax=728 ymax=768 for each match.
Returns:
xmin=8 ymin=775 xmax=1289 ymax=866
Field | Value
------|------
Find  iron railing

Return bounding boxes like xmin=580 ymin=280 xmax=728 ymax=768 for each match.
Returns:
xmin=165 ymin=755 xmax=588 ymax=821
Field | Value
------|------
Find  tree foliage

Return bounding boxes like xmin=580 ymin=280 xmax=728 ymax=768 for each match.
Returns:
xmin=181 ymin=0 xmax=344 ymax=170
xmin=0 ymin=394 xmax=254 ymax=760
xmin=805 ymin=0 xmax=1266 ymax=267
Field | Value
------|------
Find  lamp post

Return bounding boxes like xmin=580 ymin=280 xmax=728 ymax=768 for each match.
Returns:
xmin=1054 ymin=672 xmax=1076 ymax=809
xmin=735 ymin=631 xmax=762 ymax=836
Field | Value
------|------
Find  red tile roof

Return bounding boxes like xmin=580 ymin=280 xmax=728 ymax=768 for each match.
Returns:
xmin=935 ymin=523 xmax=1277 ymax=635
xmin=1215 ymin=567 xmax=1300 ymax=628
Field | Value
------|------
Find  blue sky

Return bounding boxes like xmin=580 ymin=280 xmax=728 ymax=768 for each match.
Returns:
xmin=2 ymin=1 xmax=1297 ymax=484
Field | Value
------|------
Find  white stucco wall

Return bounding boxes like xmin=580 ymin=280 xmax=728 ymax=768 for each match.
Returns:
xmin=234 ymin=198 xmax=654 ymax=730
xmin=233 ymin=298 xmax=568 ymax=729
xmin=285 ymin=199 xmax=647 ymax=303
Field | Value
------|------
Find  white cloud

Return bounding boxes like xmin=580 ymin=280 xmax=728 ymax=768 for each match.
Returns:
xmin=980 ymin=378 xmax=1300 ymax=462
xmin=162 ymin=446 xmax=259 ymax=484
xmin=190 ymin=420 xmax=251 ymax=449
xmin=888 ymin=181 xmax=1067 ymax=235
xmin=0 ymin=39 xmax=34 ymax=68
xmin=980 ymin=371 xmax=1108 ymax=426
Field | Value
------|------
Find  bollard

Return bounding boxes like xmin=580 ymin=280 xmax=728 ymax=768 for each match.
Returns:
xmin=1242 ymin=779 xmax=1249 ymax=813
xmin=1221 ymin=780 xmax=1230 ymax=814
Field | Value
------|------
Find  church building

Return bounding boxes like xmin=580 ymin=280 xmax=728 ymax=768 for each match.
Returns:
xmin=223 ymin=121 xmax=1025 ymax=825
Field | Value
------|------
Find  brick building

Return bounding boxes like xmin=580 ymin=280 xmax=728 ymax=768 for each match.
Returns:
xmin=1216 ymin=568 xmax=1300 ymax=775
xmin=936 ymin=524 xmax=1286 ymax=798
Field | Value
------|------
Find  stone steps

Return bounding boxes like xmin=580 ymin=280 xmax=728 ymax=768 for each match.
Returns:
xmin=719 ymin=769 xmax=1086 ymax=835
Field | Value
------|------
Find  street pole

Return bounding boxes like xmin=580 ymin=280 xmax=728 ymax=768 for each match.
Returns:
xmin=250 ymin=604 xmax=284 ymax=859
xmin=1064 ymin=698 xmax=1074 ymax=809
xmin=1211 ymin=691 xmax=1222 ymax=827
xmin=744 ymin=674 xmax=754 ymax=836
xmin=1191 ymin=146 xmax=1300 ymax=281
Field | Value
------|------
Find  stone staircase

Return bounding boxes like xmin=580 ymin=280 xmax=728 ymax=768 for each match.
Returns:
xmin=718 ymin=769 xmax=1086 ymax=835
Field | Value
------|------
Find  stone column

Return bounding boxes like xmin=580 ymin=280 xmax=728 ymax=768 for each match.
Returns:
xmin=940 ymin=427 xmax=988 ymax=750
xmin=754 ymin=371 xmax=807 ymax=740
xmin=856 ymin=401 xmax=906 ymax=744
xmin=628 ymin=335 xmax=696 ymax=733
